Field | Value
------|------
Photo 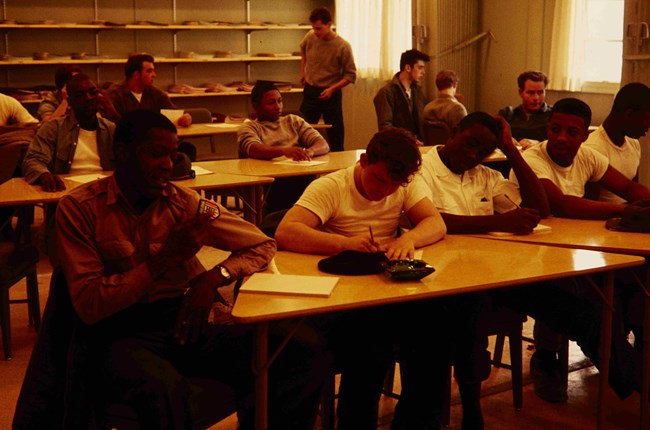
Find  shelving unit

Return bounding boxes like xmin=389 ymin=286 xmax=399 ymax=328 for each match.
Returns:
xmin=0 ymin=0 xmax=333 ymax=116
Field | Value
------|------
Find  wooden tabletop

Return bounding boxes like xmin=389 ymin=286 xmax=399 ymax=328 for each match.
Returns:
xmin=194 ymin=150 xmax=363 ymax=179
xmin=0 ymin=172 xmax=274 ymax=206
xmin=232 ymin=235 xmax=643 ymax=323
xmin=470 ymin=216 xmax=650 ymax=256
xmin=177 ymin=122 xmax=331 ymax=138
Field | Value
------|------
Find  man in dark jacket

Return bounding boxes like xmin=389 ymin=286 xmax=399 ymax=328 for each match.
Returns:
xmin=373 ymin=49 xmax=430 ymax=145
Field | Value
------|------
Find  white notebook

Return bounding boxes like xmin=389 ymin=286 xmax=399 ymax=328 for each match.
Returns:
xmin=239 ymin=273 xmax=338 ymax=298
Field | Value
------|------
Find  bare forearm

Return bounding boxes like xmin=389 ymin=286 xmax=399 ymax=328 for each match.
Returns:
xmin=276 ymin=221 xmax=348 ymax=255
xmin=402 ymin=215 xmax=446 ymax=246
xmin=552 ymin=195 xmax=624 ymax=220
xmin=442 ymin=213 xmax=505 ymax=234
xmin=625 ymin=182 xmax=650 ymax=202
xmin=329 ymin=78 xmax=352 ymax=93
xmin=248 ymin=143 xmax=286 ymax=160
xmin=310 ymin=138 xmax=330 ymax=156
xmin=506 ymin=148 xmax=550 ymax=216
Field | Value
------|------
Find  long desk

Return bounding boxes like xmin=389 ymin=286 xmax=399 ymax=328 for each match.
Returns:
xmin=194 ymin=150 xmax=362 ymax=179
xmin=231 ymin=235 xmax=644 ymax=429
xmin=0 ymin=172 xmax=274 ymax=225
xmin=471 ymin=216 xmax=650 ymax=429
xmin=177 ymin=122 xmax=331 ymax=138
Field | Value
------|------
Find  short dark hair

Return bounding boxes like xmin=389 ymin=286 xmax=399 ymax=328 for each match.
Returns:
xmin=435 ymin=70 xmax=459 ymax=91
xmin=54 ymin=65 xmax=82 ymax=90
xmin=611 ymin=82 xmax=650 ymax=114
xmin=66 ymin=73 xmax=93 ymax=92
xmin=114 ymin=110 xmax=177 ymax=155
xmin=399 ymin=49 xmax=430 ymax=71
xmin=551 ymin=98 xmax=592 ymax=129
xmin=517 ymin=70 xmax=548 ymax=90
xmin=309 ymin=7 xmax=332 ymax=24
xmin=365 ymin=128 xmax=421 ymax=185
xmin=457 ymin=112 xmax=503 ymax=142
xmin=125 ymin=54 xmax=155 ymax=79
xmin=251 ymin=81 xmax=280 ymax=105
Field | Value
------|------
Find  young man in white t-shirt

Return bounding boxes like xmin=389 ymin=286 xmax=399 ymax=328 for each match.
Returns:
xmin=509 ymin=97 xmax=650 ymax=403
xmin=583 ymin=82 xmax=650 ymax=204
xmin=277 ymin=128 xmax=455 ymax=429
xmin=511 ymin=97 xmax=650 ymax=218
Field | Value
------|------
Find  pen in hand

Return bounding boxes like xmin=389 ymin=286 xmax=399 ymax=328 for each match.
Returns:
xmin=369 ymin=225 xmax=380 ymax=250
xmin=504 ymin=194 xmax=520 ymax=209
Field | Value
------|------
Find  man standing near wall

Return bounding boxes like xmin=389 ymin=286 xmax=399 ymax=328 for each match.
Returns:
xmin=498 ymin=70 xmax=553 ymax=145
xmin=373 ymin=49 xmax=430 ymax=146
xmin=300 ymin=7 xmax=356 ymax=152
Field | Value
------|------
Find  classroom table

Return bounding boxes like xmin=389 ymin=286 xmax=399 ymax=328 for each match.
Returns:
xmin=470 ymin=216 xmax=650 ymax=429
xmin=194 ymin=149 xmax=363 ymax=179
xmin=176 ymin=122 xmax=331 ymax=138
xmin=0 ymin=171 xmax=274 ymax=225
xmin=231 ymin=235 xmax=643 ymax=429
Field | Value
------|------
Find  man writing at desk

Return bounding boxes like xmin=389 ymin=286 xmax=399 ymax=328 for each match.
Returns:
xmin=54 ymin=110 xmax=327 ymax=429
xmin=238 ymin=81 xmax=330 ymax=214
xmin=238 ymin=81 xmax=329 ymax=161
xmin=276 ymin=128 xmax=450 ymax=429
xmin=417 ymin=112 xmax=549 ymax=428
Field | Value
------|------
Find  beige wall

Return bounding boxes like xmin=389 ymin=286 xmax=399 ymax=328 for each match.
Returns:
xmin=343 ymin=0 xmax=619 ymax=151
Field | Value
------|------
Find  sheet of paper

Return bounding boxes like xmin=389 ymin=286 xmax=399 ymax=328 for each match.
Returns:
xmin=204 ymin=123 xmax=240 ymax=129
xmin=161 ymin=109 xmax=184 ymax=124
xmin=239 ymin=272 xmax=338 ymax=298
xmin=191 ymin=165 xmax=212 ymax=176
xmin=273 ymin=160 xmax=328 ymax=166
xmin=66 ymin=173 xmax=108 ymax=184
xmin=487 ymin=223 xmax=552 ymax=237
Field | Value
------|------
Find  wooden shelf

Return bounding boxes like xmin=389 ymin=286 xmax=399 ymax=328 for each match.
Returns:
xmin=168 ymin=88 xmax=303 ymax=98
xmin=0 ymin=55 xmax=300 ymax=66
xmin=623 ymin=54 xmax=650 ymax=61
xmin=14 ymin=88 xmax=304 ymax=104
xmin=0 ymin=23 xmax=311 ymax=31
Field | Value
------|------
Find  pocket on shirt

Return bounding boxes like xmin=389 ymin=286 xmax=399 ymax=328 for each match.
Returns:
xmin=97 ymin=239 xmax=136 ymax=275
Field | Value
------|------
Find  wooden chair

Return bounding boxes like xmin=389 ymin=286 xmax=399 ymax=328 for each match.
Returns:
xmin=183 ymin=107 xmax=215 ymax=152
xmin=0 ymin=142 xmax=40 ymax=360
xmin=14 ymin=266 xmax=238 ymax=428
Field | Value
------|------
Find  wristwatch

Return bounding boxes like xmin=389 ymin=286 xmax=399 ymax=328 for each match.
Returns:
xmin=216 ymin=265 xmax=232 ymax=282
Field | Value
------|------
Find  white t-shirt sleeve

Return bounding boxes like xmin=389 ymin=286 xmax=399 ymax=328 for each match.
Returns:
xmin=295 ymin=174 xmax=341 ymax=225
xmin=581 ymin=146 xmax=609 ymax=182
xmin=403 ymin=174 xmax=430 ymax=211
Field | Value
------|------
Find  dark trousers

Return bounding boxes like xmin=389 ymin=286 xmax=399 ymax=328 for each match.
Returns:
xmin=393 ymin=294 xmax=491 ymax=430
xmin=314 ymin=295 xmax=491 ymax=430
xmin=495 ymin=279 xmax=641 ymax=399
xmin=91 ymin=298 xmax=328 ymax=430
xmin=265 ymin=175 xmax=316 ymax=215
xmin=300 ymin=84 xmax=345 ymax=152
